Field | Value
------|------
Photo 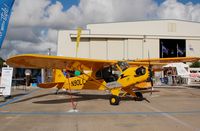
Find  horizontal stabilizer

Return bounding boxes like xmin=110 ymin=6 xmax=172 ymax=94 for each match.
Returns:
xmin=136 ymin=90 xmax=160 ymax=94
xmin=38 ymin=82 xmax=64 ymax=88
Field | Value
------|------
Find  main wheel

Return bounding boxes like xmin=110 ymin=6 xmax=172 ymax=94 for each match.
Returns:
xmin=109 ymin=95 xmax=120 ymax=105
xmin=135 ymin=92 xmax=143 ymax=99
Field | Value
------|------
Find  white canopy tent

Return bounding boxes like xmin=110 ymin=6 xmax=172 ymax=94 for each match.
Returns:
xmin=163 ymin=63 xmax=189 ymax=78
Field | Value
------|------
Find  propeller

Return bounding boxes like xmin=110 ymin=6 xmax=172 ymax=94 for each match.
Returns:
xmin=148 ymin=51 xmax=154 ymax=95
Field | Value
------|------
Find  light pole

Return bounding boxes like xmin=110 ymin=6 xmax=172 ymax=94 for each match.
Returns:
xmin=48 ymin=48 xmax=51 ymax=56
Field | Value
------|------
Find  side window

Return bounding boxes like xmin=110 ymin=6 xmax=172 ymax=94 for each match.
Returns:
xmin=117 ymin=61 xmax=129 ymax=71
xmin=95 ymin=65 xmax=120 ymax=82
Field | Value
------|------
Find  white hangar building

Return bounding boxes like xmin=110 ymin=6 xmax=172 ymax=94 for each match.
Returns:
xmin=57 ymin=20 xmax=200 ymax=60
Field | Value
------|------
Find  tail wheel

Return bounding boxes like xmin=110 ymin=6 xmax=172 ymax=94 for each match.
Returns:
xmin=135 ymin=92 xmax=143 ymax=99
xmin=109 ymin=95 xmax=120 ymax=105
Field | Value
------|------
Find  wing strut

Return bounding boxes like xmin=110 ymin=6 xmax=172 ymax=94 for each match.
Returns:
xmin=66 ymin=70 xmax=111 ymax=91
xmin=80 ymin=71 xmax=111 ymax=91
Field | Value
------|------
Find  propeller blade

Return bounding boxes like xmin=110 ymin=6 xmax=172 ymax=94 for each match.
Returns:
xmin=148 ymin=50 xmax=154 ymax=95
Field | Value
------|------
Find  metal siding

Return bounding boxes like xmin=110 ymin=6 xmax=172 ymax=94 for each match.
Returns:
xmin=127 ymin=39 xmax=143 ymax=60
xmin=107 ymin=39 xmax=124 ymax=60
xmin=186 ymin=40 xmax=200 ymax=57
xmin=90 ymin=39 xmax=107 ymax=59
xmin=76 ymin=39 xmax=90 ymax=58
xmin=57 ymin=31 xmax=76 ymax=57
xmin=87 ymin=20 xmax=200 ymax=37
xmin=143 ymin=39 xmax=159 ymax=58
xmin=58 ymin=20 xmax=200 ymax=60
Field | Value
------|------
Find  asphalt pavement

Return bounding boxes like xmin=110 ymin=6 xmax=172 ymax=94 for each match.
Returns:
xmin=0 ymin=86 xmax=200 ymax=131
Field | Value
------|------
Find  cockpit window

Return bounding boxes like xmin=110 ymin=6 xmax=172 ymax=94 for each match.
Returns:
xmin=117 ymin=61 xmax=129 ymax=71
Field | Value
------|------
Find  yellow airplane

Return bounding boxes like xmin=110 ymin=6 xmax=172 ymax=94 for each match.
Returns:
xmin=6 ymin=54 xmax=200 ymax=105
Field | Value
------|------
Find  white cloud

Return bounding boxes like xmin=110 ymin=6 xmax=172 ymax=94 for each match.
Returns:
xmin=0 ymin=39 xmax=57 ymax=59
xmin=11 ymin=0 xmax=51 ymax=27
xmin=157 ymin=0 xmax=200 ymax=21
xmin=6 ymin=27 xmax=41 ymax=43
xmin=2 ymin=0 xmax=200 ymax=59
xmin=10 ymin=0 xmax=158 ymax=29
xmin=64 ymin=0 xmax=158 ymax=27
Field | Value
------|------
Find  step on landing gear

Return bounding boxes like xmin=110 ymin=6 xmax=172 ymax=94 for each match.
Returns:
xmin=109 ymin=95 xmax=120 ymax=105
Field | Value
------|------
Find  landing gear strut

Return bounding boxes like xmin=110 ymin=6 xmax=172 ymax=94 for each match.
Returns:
xmin=109 ymin=95 xmax=120 ymax=105
xmin=55 ymin=88 xmax=60 ymax=94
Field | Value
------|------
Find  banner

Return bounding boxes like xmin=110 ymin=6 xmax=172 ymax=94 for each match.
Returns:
xmin=162 ymin=44 xmax=168 ymax=54
xmin=75 ymin=28 xmax=82 ymax=57
xmin=177 ymin=44 xmax=184 ymax=56
xmin=189 ymin=44 xmax=194 ymax=51
xmin=0 ymin=0 xmax=15 ymax=48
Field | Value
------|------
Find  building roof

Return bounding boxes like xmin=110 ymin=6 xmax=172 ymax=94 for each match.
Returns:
xmin=86 ymin=19 xmax=200 ymax=37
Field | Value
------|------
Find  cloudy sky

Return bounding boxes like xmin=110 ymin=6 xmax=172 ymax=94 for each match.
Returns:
xmin=1 ymin=0 xmax=200 ymax=59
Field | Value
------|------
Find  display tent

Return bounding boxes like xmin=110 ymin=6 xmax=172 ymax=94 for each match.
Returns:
xmin=163 ymin=63 xmax=189 ymax=78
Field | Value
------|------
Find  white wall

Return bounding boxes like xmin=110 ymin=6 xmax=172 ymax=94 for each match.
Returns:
xmin=186 ymin=40 xmax=200 ymax=57
xmin=143 ymin=39 xmax=160 ymax=58
xmin=90 ymin=39 xmax=107 ymax=59
xmin=127 ymin=39 xmax=143 ymax=60
xmin=74 ymin=38 xmax=90 ymax=58
xmin=107 ymin=39 xmax=124 ymax=60
xmin=87 ymin=20 xmax=200 ymax=37
xmin=57 ymin=20 xmax=200 ymax=60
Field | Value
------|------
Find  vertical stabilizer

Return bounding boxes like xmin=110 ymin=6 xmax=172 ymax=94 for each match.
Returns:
xmin=53 ymin=69 xmax=67 ymax=83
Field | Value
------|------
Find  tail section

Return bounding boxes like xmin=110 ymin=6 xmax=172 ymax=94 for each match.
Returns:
xmin=53 ymin=69 xmax=67 ymax=83
xmin=38 ymin=82 xmax=63 ymax=88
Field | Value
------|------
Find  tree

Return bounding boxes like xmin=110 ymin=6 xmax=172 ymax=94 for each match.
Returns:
xmin=0 ymin=57 xmax=5 ymax=68
xmin=190 ymin=61 xmax=200 ymax=68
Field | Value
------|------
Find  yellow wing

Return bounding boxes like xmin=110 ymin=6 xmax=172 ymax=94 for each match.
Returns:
xmin=131 ymin=57 xmax=200 ymax=63
xmin=6 ymin=54 xmax=199 ymax=70
xmin=6 ymin=54 xmax=117 ymax=71
xmin=128 ymin=57 xmax=200 ymax=71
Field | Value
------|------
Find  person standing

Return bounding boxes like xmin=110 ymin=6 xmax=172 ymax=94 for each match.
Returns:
xmin=25 ymin=69 xmax=32 ymax=87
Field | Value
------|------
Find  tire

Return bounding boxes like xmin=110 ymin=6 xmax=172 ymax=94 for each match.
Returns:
xmin=135 ymin=92 xmax=143 ymax=99
xmin=109 ymin=95 xmax=120 ymax=105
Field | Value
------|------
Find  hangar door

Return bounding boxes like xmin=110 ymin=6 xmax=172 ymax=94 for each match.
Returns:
xmin=107 ymin=39 xmax=124 ymax=60
xmin=160 ymin=39 xmax=186 ymax=58
xmin=90 ymin=38 xmax=107 ymax=59
xmin=127 ymin=39 xmax=143 ymax=60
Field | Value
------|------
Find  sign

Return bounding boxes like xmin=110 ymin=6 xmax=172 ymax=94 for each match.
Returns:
xmin=189 ymin=68 xmax=200 ymax=81
xmin=1 ymin=67 xmax=13 ymax=96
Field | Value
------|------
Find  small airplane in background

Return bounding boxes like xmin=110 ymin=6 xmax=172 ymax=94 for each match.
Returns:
xmin=6 ymin=54 xmax=200 ymax=105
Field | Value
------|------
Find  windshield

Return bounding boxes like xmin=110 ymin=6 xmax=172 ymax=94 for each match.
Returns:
xmin=117 ymin=61 xmax=129 ymax=71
